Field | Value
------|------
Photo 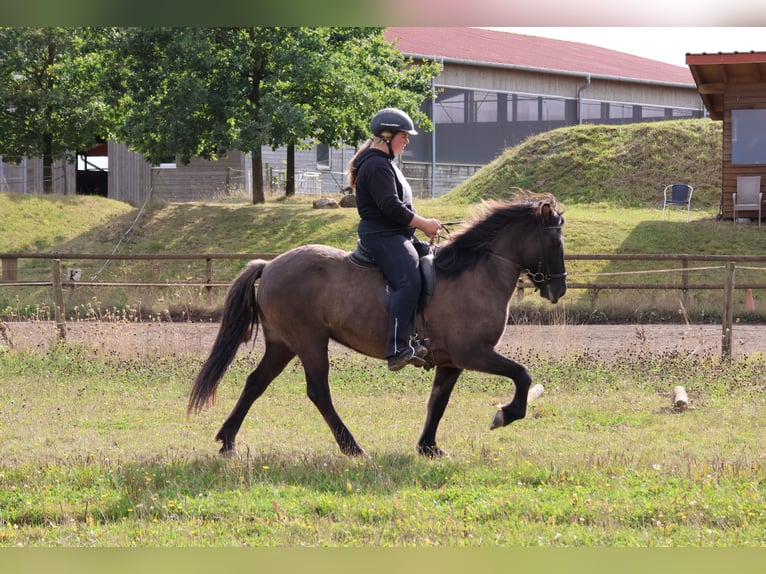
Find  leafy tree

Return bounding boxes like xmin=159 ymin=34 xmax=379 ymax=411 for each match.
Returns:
xmin=0 ymin=27 xmax=109 ymax=194
xmin=108 ymin=27 xmax=440 ymax=203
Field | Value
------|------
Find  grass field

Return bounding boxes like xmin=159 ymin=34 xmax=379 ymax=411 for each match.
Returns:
xmin=1 ymin=325 xmax=764 ymax=547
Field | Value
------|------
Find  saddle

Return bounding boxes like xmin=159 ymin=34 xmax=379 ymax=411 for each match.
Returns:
xmin=348 ymin=239 xmax=436 ymax=312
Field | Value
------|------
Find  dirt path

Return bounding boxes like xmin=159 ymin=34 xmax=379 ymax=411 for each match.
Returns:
xmin=3 ymin=321 xmax=765 ymax=359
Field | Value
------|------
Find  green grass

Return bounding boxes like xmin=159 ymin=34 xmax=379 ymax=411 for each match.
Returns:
xmin=1 ymin=341 xmax=764 ymax=547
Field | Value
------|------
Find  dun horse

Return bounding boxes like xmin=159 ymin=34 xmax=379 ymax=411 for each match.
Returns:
xmin=188 ymin=194 xmax=567 ymax=457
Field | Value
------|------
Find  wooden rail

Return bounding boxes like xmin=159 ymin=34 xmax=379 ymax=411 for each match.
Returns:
xmin=3 ymin=251 xmax=766 ymax=359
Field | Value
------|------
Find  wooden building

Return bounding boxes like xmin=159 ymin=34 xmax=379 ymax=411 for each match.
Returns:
xmin=687 ymin=51 xmax=766 ymax=221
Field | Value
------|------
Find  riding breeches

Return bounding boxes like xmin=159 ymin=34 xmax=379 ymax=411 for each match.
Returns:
xmin=359 ymin=231 xmax=421 ymax=359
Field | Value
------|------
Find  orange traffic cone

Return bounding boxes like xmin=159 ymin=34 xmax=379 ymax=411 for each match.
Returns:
xmin=745 ymin=288 xmax=756 ymax=311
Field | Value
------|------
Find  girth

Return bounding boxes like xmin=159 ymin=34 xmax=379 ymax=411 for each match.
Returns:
xmin=347 ymin=240 xmax=436 ymax=311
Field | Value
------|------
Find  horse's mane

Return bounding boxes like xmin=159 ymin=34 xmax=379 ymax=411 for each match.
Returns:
xmin=434 ymin=193 xmax=559 ymax=277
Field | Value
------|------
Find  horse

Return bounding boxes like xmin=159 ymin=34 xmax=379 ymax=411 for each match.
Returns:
xmin=187 ymin=194 xmax=567 ymax=458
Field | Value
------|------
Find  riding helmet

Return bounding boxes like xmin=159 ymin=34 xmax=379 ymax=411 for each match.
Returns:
xmin=370 ymin=108 xmax=418 ymax=137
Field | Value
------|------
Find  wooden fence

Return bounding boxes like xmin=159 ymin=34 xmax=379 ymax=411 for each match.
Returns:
xmin=3 ymin=251 xmax=766 ymax=358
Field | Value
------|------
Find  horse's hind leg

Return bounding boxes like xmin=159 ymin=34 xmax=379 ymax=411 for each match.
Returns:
xmin=301 ymin=345 xmax=366 ymax=457
xmin=417 ymin=366 xmax=463 ymax=458
xmin=215 ymin=341 xmax=295 ymax=457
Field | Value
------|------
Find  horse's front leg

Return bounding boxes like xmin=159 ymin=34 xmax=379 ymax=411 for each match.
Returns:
xmin=489 ymin=357 xmax=532 ymax=429
xmin=417 ymin=366 xmax=463 ymax=457
xmin=453 ymin=347 xmax=532 ymax=430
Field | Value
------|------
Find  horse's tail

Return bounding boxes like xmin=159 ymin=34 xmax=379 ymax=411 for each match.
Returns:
xmin=187 ymin=259 xmax=267 ymax=414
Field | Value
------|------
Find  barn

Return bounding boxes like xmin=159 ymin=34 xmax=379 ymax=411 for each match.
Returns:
xmin=687 ymin=51 xmax=766 ymax=222
xmin=0 ymin=27 xmax=704 ymax=205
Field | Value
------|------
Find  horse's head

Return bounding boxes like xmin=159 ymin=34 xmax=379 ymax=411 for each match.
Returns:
xmin=434 ymin=195 xmax=567 ymax=304
xmin=525 ymin=198 xmax=567 ymax=304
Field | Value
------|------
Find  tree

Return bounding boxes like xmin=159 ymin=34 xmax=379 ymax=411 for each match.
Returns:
xmin=108 ymin=27 xmax=440 ymax=203
xmin=266 ymin=28 xmax=440 ymax=196
xmin=0 ymin=28 xmax=110 ymax=194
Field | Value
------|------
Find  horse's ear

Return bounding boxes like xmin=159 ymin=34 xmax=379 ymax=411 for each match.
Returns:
xmin=538 ymin=194 xmax=560 ymax=224
xmin=539 ymin=201 xmax=554 ymax=223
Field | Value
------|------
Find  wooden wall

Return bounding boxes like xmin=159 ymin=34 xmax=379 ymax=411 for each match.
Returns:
xmin=721 ymin=84 xmax=766 ymax=220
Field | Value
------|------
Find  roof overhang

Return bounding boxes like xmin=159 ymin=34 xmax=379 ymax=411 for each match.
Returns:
xmin=687 ymin=51 xmax=766 ymax=120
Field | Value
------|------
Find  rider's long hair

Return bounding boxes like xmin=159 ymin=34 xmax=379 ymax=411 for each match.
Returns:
xmin=345 ymin=131 xmax=394 ymax=189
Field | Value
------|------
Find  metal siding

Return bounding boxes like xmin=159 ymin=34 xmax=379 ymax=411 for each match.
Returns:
xmin=439 ymin=62 xmax=702 ymax=109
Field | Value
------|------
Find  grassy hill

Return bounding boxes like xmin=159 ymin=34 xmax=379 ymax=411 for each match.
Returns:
xmin=443 ymin=119 xmax=723 ymax=210
xmin=3 ymin=118 xmax=766 ymax=323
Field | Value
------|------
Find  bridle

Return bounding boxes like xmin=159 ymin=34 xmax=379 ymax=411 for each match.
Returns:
xmin=490 ymin=216 xmax=567 ymax=289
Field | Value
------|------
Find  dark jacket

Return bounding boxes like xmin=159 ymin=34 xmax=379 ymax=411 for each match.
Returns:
xmin=354 ymin=148 xmax=415 ymax=235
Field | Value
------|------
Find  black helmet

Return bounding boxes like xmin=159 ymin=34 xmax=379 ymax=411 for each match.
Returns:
xmin=370 ymin=108 xmax=418 ymax=137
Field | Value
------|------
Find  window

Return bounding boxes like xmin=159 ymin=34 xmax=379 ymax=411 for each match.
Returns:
xmin=609 ymin=103 xmax=634 ymax=119
xmin=672 ymin=109 xmax=695 ymax=119
xmin=542 ymin=98 xmax=566 ymax=121
xmin=435 ymin=88 xmax=465 ymax=124
xmin=316 ymin=144 xmax=331 ymax=171
xmin=732 ymin=109 xmax=766 ymax=164
xmin=516 ymin=96 xmax=539 ymax=121
xmin=642 ymin=106 xmax=666 ymax=119
xmin=580 ymin=100 xmax=602 ymax=121
xmin=472 ymin=91 xmax=498 ymax=123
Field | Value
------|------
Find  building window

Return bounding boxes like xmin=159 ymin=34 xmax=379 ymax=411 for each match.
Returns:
xmin=672 ymin=109 xmax=695 ymax=119
xmin=516 ymin=96 xmax=539 ymax=121
xmin=316 ymin=143 xmax=331 ymax=171
xmin=609 ymin=103 xmax=634 ymax=119
xmin=580 ymin=100 xmax=602 ymax=121
xmin=435 ymin=88 xmax=466 ymax=124
xmin=732 ymin=109 xmax=766 ymax=164
xmin=472 ymin=90 xmax=498 ymax=123
xmin=642 ymin=106 xmax=666 ymax=119
xmin=542 ymin=97 xmax=566 ymax=121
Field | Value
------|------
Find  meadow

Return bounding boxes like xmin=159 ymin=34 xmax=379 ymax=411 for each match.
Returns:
xmin=1 ymin=321 xmax=764 ymax=547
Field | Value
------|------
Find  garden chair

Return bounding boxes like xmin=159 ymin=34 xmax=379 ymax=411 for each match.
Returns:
xmin=733 ymin=176 xmax=762 ymax=226
xmin=662 ymin=184 xmax=694 ymax=222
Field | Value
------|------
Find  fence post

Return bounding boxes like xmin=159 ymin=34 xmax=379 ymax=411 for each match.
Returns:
xmin=722 ymin=261 xmax=735 ymax=360
xmin=51 ymin=258 xmax=66 ymax=341
xmin=205 ymin=257 xmax=214 ymax=306
xmin=1 ymin=256 xmax=18 ymax=282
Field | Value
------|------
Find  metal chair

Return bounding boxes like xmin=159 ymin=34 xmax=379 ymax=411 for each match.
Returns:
xmin=733 ymin=176 xmax=762 ymax=226
xmin=662 ymin=184 xmax=694 ymax=222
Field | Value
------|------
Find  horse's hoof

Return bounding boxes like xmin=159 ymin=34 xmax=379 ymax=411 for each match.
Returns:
xmin=219 ymin=445 xmax=239 ymax=459
xmin=418 ymin=445 xmax=450 ymax=458
xmin=490 ymin=408 xmax=506 ymax=430
xmin=343 ymin=445 xmax=369 ymax=458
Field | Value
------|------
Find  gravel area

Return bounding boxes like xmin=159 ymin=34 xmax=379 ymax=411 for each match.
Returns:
xmin=3 ymin=321 xmax=764 ymax=359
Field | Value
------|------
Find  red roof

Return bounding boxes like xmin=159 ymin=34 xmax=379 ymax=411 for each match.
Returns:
xmin=385 ymin=27 xmax=694 ymax=86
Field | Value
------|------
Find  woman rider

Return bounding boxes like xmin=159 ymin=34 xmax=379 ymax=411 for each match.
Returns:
xmin=346 ymin=108 xmax=442 ymax=371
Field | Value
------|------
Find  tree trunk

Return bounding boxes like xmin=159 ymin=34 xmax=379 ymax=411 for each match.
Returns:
xmin=251 ymin=147 xmax=265 ymax=204
xmin=43 ymin=134 xmax=54 ymax=195
xmin=43 ymin=40 xmax=55 ymax=195
xmin=285 ymin=144 xmax=295 ymax=196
